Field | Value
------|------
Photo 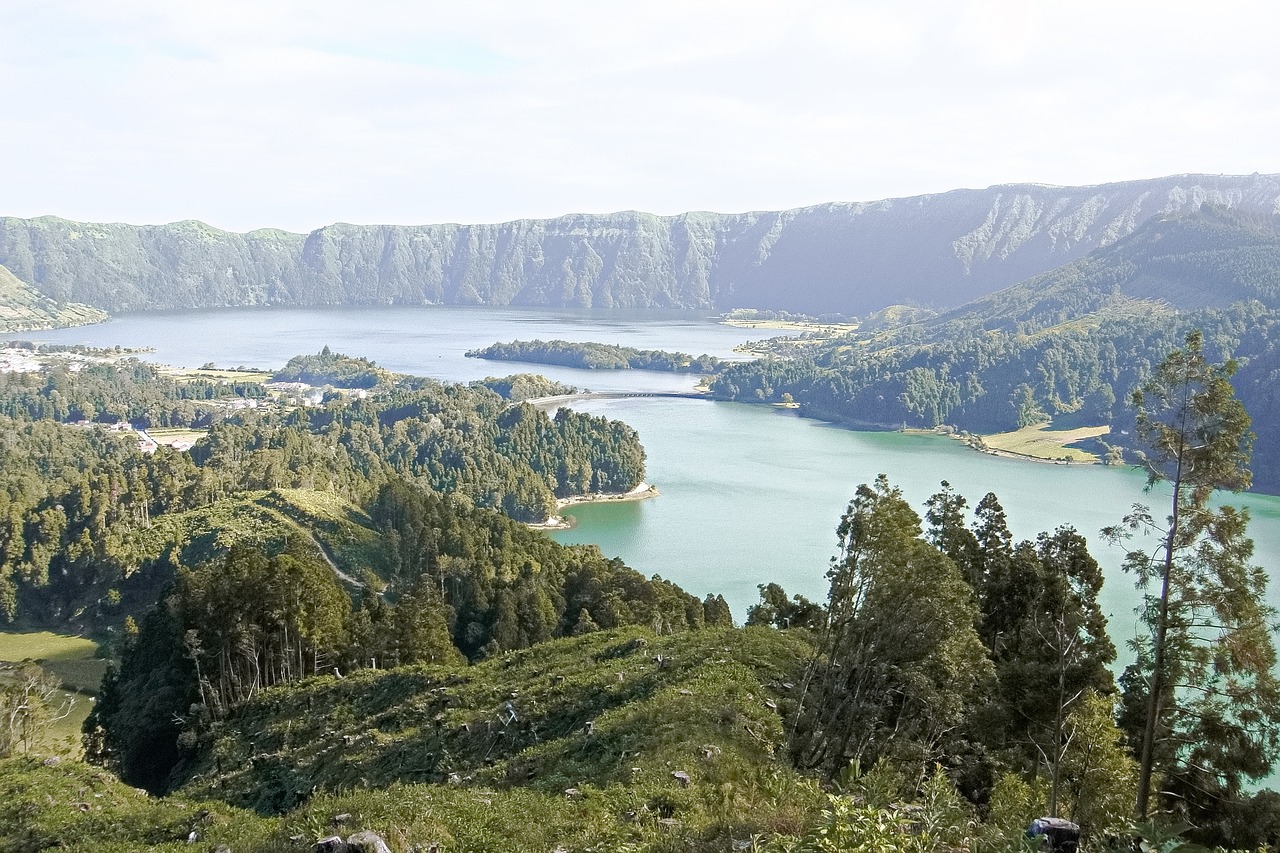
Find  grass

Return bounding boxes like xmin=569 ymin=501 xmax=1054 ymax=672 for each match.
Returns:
xmin=723 ymin=318 xmax=859 ymax=335
xmin=0 ymin=757 xmax=282 ymax=852
xmin=137 ymin=488 xmax=388 ymax=585
xmin=170 ymin=626 xmax=822 ymax=850
xmin=0 ymin=631 xmax=97 ymax=663
xmin=159 ymin=366 xmax=270 ymax=383
xmin=144 ymin=427 xmax=209 ymax=444
xmin=979 ymin=423 xmax=1110 ymax=462
xmin=0 ymin=631 xmax=105 ymax=758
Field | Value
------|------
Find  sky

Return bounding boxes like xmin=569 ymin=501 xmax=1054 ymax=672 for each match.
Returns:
xmin=5 ymin=0 xmax=1280 ymax=233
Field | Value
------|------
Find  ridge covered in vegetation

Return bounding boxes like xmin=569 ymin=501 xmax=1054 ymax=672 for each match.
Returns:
xmin=0 ymin=264 xmax=107 ymax=333
xmin=467 ymin=339 xmax=723 ymax=374
xmin=5 ymin=175 xmax=1280 ymax=317
xmin=0 ymin=351 xmax=648 ymax=631
xmin=709 ymin=207 xmax=1280 ymax=492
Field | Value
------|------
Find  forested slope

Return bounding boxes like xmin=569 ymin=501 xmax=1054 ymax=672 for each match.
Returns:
xmin=0 ymin=354 xmax=649 ymax=631
xmin=4 ymin=174 xmax=1279 ymax=317
xmin=709 ymin=207 xmax=1280 ymax=492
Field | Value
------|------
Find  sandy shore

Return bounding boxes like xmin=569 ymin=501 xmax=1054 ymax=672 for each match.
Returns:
xmin=528 ymin=482 xmax=660 ymax=530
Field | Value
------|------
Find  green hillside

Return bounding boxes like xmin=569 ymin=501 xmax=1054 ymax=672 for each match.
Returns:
xmin=172 ymin=627 xmax=818 ymax=843
xmin=4 ymin=628 xmax=825 ymax=853
xmin=0 ymin=263 xmax=106 ymax=332
xmin=710 ymin=207 xmax=1280 ymax=492
xmin=5 ymin=175 xmax=1280 ymax=317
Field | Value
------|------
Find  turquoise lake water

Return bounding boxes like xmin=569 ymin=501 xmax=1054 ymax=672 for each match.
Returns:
xmin=34 ymin=306 xmax=1280 ymax=633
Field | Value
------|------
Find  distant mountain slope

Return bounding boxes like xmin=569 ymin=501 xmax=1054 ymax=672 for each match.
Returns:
xmin=3 ymin=174 xmax=1279 ymax=316
xmin=708 ymin=207 xmax=1280 ymax=492
xmin=0 ymin=263 xmax=106 ymax=332
xmin=931 ymin=204 xmax=1280 ymax=335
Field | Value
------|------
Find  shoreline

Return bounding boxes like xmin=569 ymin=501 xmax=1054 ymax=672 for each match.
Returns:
xmin=900 ymin=427 xmax=1103 ymax=466
xmin=528 ymin=482 xmax=660 ymax=530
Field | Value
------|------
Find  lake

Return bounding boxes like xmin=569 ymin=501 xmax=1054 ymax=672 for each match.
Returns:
xmin=33 ymin=306 xmax=1280 ymax=635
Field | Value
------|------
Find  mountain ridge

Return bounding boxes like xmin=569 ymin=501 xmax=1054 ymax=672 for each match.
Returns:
xmin=4 ymin=173 xmax=1279 ymax=317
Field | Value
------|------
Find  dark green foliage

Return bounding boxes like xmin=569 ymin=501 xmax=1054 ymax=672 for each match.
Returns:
xmin=473 ymin=373 xmax=575 ymax=401
xmin=744 ymin=583 xmax=824 ymax=631
xmin=91 ymin=481 xmax=713 ymax=792
xmin=924 ymin=483 xmax=1116 ymax=808
xmin=0 ymin=358 xmax=647 ymax=630
xmin=1106 ymin=331 xmax=1280 ymax=819
xmin=0 ymin=358 xmax=263 ymax=427
xmin=82 ymin=603 xmax=194 ymax=791
xmin=273 ymin=346 xmax=387 ymax=388
xmin=792 ymin=476 xmax=991 ymax=779
xmin=468 ymin=339 xmax=723 ymax=373
xmin=367 ymin=481 xmax=705 ymax=660
xmin=701 ymin=593 xmax=733 ymax=628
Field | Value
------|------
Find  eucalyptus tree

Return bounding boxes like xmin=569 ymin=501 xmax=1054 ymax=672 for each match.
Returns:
xmin=1105 ymin=330 xmax=1280 ymax=817
xmin=926 ymin=484 xmax=1115 ymax=811
xmin=794 ymin=475 xmax=991 ymax=779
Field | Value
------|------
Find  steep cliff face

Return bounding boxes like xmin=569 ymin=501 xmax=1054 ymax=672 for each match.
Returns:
xmin=0 ymin=263 xmax=107 ymax=331
xmin=3 ymin=174 xmax=1278 ymax=316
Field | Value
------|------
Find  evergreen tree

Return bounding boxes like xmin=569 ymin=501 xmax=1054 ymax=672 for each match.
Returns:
xmin=793 ymin=476 xmax=991 ymax=779
xmin=1105 ymin=330 xmax=1280 ymax=818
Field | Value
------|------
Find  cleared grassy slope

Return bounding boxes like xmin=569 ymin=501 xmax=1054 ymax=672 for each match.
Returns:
xmin=174 ymin=626 xmax=821 ymax=850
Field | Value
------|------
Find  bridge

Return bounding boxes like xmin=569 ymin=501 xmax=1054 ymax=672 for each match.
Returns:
xmin=525 ymin=391 xmax=710 ymax=409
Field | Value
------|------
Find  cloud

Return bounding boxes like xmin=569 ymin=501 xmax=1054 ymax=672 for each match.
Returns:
xmin=4 ymin=0 xmax=1280 ymax=231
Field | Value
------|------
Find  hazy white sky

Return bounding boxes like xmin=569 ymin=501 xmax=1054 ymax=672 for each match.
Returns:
xmin=6 ymin=0 xmax=1280 ymax=233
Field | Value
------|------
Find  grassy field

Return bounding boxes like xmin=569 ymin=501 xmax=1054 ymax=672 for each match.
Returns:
xmin=980 ymin=423 xmax=1110 ymax=462
xmin=159 ymin=366 xmax=271 ymax=383
xmin=0 ymin=631 xmax=105 ymax=757
xmin=723 ymin=317 xmax=859 ymax=335
xmin=146 ymin=426 xmax=209 ymax=444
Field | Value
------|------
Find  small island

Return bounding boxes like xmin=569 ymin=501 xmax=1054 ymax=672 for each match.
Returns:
xmin=467 ymin=339 xmax=722 ymax=373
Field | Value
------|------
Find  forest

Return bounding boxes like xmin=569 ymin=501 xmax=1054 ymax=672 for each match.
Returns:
xmin=1 ymin=331 xmax=1278 ymax=852
xmin=5 ymin=210 xmax=1280 ymax=849
xmin=467 ymin=339 xmax=723 ymax=373
xmin=0 ymin=352 xmax=647 ymax=631
xmin=707 ymin=208 xmax=1280 ymax=493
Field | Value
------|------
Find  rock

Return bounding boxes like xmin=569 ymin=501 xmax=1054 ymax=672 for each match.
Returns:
xmin=41 ymin=756 xmax=60 ymax=767
xmin=564 ymin=787 xmax=582 ymax=799
xmin=672 ymin=771 xmax=691 ymax=787
xmin=312 ymin=837 xmax=346 ymax=853
xmin=345 ymin=831 xmax=392 ymax=853
xmin=331 ymin=813 xmax=353 ymax=826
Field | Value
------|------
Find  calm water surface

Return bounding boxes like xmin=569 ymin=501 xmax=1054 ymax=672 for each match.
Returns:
xmin=36 ymin=305 xmax=756 ymax=394
xmin=34 ymin=307 xmax=1280 ymax=633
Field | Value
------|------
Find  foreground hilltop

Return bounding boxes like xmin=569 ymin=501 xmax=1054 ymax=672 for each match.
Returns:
xmin=3 ymin=174 xmax=1279 ymax=317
